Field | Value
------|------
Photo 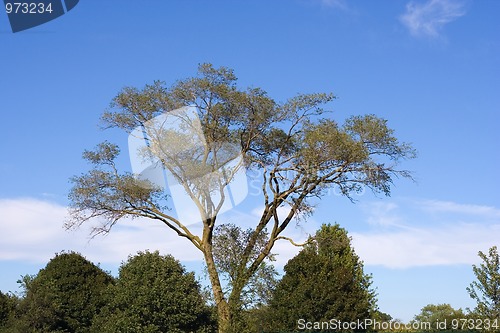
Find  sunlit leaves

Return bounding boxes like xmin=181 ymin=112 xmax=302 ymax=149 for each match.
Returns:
xmin=467 ymin=246 xmax=500 ymax=319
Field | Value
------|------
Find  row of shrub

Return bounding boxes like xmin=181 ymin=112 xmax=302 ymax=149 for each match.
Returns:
xmin=0 ymin=251 xmax=216 ymax=333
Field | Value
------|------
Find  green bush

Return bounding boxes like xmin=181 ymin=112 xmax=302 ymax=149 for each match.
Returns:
xmin=91 ymin=251 xmax=215 ymax=333
xmin=13 ymin=251 xmax=113 ymax=333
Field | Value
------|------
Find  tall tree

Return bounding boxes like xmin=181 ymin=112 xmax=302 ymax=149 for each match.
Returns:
xmin=265 ymin=224 xmax=377 ymax=332
xmin=13 ymin=252 xmax=113 ymax=333
xmin=90 ymin=251 xmax=215 ymax=333
xmin=467 ymin=246 xmax=500 ymax=320
xmin=66 ymin=64 xmax=415 ymax=333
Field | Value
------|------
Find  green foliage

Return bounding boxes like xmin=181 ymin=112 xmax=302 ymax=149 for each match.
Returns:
xmin=212 ymin=224 xmax=278 ymax=308
xmin=372 ymin=310 xmax=393 ymax=323
xmin=210 ymin=224 xmax=279 ymax=332
xmin=0 ymin=292 xmax=9 ymax=327
xmin=11 ymin=251 xmax=113 ymax=333
xmin=467 ymin=246 xmax=500 ymax=320
xmin=91 ymin=251 xmax=215 ymax=333
xmin=412 ymin=303 xmax=466 ymax=331
xmin=265 ymin=224 xmax=377 ymax=332
xmin=231 ymin=306 xmax=270 ymax=333
xmin=0 ymin=291 xmax=17 ymax=329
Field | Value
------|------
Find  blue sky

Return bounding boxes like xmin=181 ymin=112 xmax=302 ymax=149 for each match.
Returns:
xmin=1 ymin=0 xmax=499 ymax=322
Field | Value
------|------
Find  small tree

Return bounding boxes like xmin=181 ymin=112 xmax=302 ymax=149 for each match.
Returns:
xmin=467 ymin=246 xmax=500 ymax=320
xmin=211 ymin=224 xmax=278 ymax=331
xmin=91 ymin=251 xmax=215 ymax=333
xmin=14 ymin=252 xmax=113 ymax=333
xmin=265 ymin=224 xmax=377 ymax=332
xmin=67 ymin=64 xmax=415 ymax=333
xmin=212 ymin=223 xmax=278 ymax=308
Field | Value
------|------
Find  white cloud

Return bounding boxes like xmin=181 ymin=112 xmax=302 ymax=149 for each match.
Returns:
xmin=0 ymin=198 xmax=204 ymax=265
xmin=352 ymin=223 xmax=500 ymax=268
xmin=352 ymin=199 xmax=500 ymax=268
xmin=400 ymin=0 xmax=466 ymax=38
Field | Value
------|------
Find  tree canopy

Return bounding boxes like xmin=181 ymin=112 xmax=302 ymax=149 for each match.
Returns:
xmin=91 ymin=251 xmax=215 ymax=333
xmin=11 ymin=251 xmax=113 ymax=333
xmin=67 ymin=63 xmax=415 ymax=332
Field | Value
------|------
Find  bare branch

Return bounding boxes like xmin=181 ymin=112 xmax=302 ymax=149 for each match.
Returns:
xmin=274 ymin=236 xmax=311 ymax=247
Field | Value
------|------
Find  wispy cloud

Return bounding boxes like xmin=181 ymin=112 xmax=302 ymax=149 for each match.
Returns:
xmin=313 ymin=0 xmax=347 ymax=10
xmin=418 ymin=200 xmax=500 ymax=218
xmin=362 ymin=202 xmax=403 ymax=227
xmin=400 ymin=0 xmax=466 ymax=38
xmin=352 ymin=199 xmax=500 ymax=268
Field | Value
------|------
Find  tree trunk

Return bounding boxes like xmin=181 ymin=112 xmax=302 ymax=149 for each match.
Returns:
xmin=203 ymin=239 xmax=232 ymax=333
xmin=216 ymin=299 xmax=231 ymax=333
